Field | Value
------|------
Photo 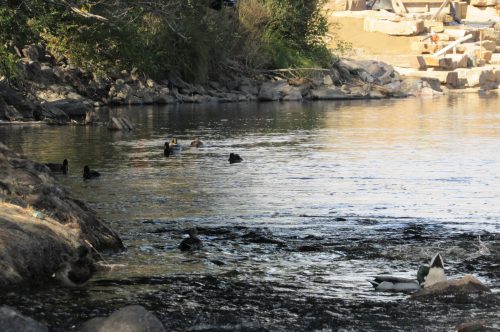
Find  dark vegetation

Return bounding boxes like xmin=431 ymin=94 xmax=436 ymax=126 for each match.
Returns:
xmin=0 ymin=0 xmax=336 ymax=85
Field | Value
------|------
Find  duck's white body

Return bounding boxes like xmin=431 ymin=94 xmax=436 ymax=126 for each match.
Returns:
xmin=169 ymin=144 xmax=182 ymax=154
xmin=422 ymin=253 xmax=446 ymax=287
xmin=370 ymin=276 xmax=421 ymax=292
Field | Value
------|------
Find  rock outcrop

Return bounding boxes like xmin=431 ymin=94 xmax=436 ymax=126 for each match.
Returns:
xmin=0 ymin=306 xmax=48 ymax=332
xmin=0 ymin=143 xmax=123 ymax=288
xmin=80 ymin=305 xmax=165 ymax=332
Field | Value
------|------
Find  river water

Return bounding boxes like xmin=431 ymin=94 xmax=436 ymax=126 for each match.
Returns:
xmin=0 ymin=94 xmax=499 ymax=331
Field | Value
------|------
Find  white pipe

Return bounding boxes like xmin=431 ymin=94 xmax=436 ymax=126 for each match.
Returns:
xmin=432 ymin=33 xmax=474 ymax=57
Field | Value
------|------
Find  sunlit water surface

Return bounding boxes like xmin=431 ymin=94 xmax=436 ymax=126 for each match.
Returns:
xmin=0 ymin=94 xmax=499 ymax=331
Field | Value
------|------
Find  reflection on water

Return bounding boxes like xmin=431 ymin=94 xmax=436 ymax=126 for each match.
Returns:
xmin=0 ymin=94 xmax=499 ymax=331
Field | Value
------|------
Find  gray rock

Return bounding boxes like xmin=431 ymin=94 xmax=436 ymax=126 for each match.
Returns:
xmin=369 ymin=90 xmax=385 ymax=99
xmin=21 ymin=45 xmax=40 ymax=62
xmin=238 ymin=84 xmax=259 ymax=96
xmin=0 ymin=144 xmax=123 ymax=287
xmin=45 ymin=99 xmax=92 ymax=116
xmin=40 ymin=104 xmax=70 ymax=124
xmin=323 ymin=75 xmax=334 ymax=86
xmin=0 ymin=82 xmax=39 ymax=118
xmin=310 ymin=87 xmax=351 ymax=100
xmin=0 ymin=98 xmax=24 ymax=121
xmin=80 ymin=305 xmax=165 ymax=332
xmin=258 ymin=81 xmax=289 ymax=101
xmin=0 ymin=306 xmax=48 ymax=332
xmin=359 ymin=71 xmax=374 ymax=83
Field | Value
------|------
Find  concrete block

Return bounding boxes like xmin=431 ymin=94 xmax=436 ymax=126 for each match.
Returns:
xmin=470 ymin=0 xmax=498 ymax=6
xmin=452 ymin=2 xmax=468 ymax=19
xmin=475 ymin=40 xmax=497 ymax=52
xmin=364 ymin=17 xmax=425 ymax=36
xmin=465 ymin=5 xmax=499 ymax=22
xmin=491 ymin=54 xmax=500 ymax=65
xmin=464 ymin=68 xmax=495 ymax=87
xmin=424 ymin=20 xmax=444 ymax=33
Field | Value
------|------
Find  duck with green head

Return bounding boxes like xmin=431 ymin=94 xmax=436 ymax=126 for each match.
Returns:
xmin=369 ymin=253 xmax=445 ymax=292
xmin=168 ymin=137 xmax=182 ymax=154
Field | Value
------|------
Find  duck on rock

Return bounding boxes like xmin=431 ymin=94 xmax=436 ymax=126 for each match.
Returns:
xmin=179 ymin=228 xmax=203 ymax=251
xmin=369 ymin=253 xmax=446 ymax=292
xmin=54 ymin=245 xmax=96 ymax=287
xmin=228 ymin=153 xmax=243 ymax=164
xmin=45 ymin=159 xmax=69 ymax=174
xmin=83 ymin=165 xmax=100 ymax=180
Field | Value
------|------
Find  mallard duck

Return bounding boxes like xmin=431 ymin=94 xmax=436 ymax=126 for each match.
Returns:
xmin=228 ymin=153 xmax=242 ymax=164
xmin=190 ymin=138 xmax=203 ymax=148
xmin=421 ymin=252 xmax=446 ymax=287
xmin=369 ymin=253 xmax=445 ymax=292
xmin=83 ymin=165 xmax=100 ymax=180
xmin=54 ymin=245 xmax=96 ymax=287
xmin=45 ymin=159 xmax=68 ymax=174
xmin=164 ymin=142 xmax=170 ymax=157
xmin=169 ymin=138 xmax=182 ymax=154
xmin=179 ymin=228 xmax=203 ymax=251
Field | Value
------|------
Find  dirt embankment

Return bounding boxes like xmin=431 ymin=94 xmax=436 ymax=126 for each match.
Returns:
xmin=0 ymin=143 xmax=123 ymax=288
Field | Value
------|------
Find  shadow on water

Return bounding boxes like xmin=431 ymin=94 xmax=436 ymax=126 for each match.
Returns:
xmin=0 ymin=95 xmax=499 ymax=331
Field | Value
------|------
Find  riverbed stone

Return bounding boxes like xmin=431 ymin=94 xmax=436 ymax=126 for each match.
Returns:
xmin=0 ymin=306 xmax=48 ymax=332
xmin=80 ymin=305 xmax=165 ymax=332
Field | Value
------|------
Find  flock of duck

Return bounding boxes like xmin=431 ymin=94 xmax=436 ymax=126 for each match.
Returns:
xmin=42 ymin=137 xmax=243 ymax=286
xmin=42 ymin=144 xmax=486 ymax=297
xmin=44 ymin=137 xmax=244 ymax=181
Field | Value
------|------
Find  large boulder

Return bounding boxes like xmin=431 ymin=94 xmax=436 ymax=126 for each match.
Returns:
xmin=0 ymin=144 xmax=123 ymax=287
xmin=0 ymin=82 xmax=39 ymax=119
xmin=81 ymin=305 xmax=165 ymax=332
xmin=39 ymin=103 xmax=70 ymax=124
xmin=0 ymin=306 xmax=48 ymax=332
xmin=258 ymin=81 xmax=290 ymax=101
xmin=0 ymin=97 xmax=24 ymax=121
xmin=44 ymin=99 xmax=92 ymax=116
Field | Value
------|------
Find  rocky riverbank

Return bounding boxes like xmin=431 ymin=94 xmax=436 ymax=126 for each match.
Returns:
xmin=0 ymin=143 xmax=123 ymax=288
xmin=1 ymin=43 xmax=450 ymax=125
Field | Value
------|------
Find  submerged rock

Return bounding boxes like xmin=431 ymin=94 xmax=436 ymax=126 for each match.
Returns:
xmin=0 ymin=306 xmax=48 ymax=332
xmin=0 ymin=143 xmax=123 ymax=288
xmin=80 ymin=305 xmax=165 ymax=332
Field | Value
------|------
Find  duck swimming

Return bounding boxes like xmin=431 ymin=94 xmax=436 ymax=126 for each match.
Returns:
xmin=369 ymin=253 xmax=445 ymax=292
xmin=164 ymin=142 xmax=170 ymax=157
xmin=190 ymin=138 xmax=203 ymax=148
xmin=54 ymin=245 xmax=96 ymax=287
xmin=228 ymin=153 xmax=243 ymax=164
xmin=169 ymin=137 xmax=182 ymax=154
xmin=83 ymin=165 xmax=100 ymax=180
xmin=45 ymin=159 xmax=68 ymax=174
xmin=179 ymin=228 xmax=203 ymax=251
